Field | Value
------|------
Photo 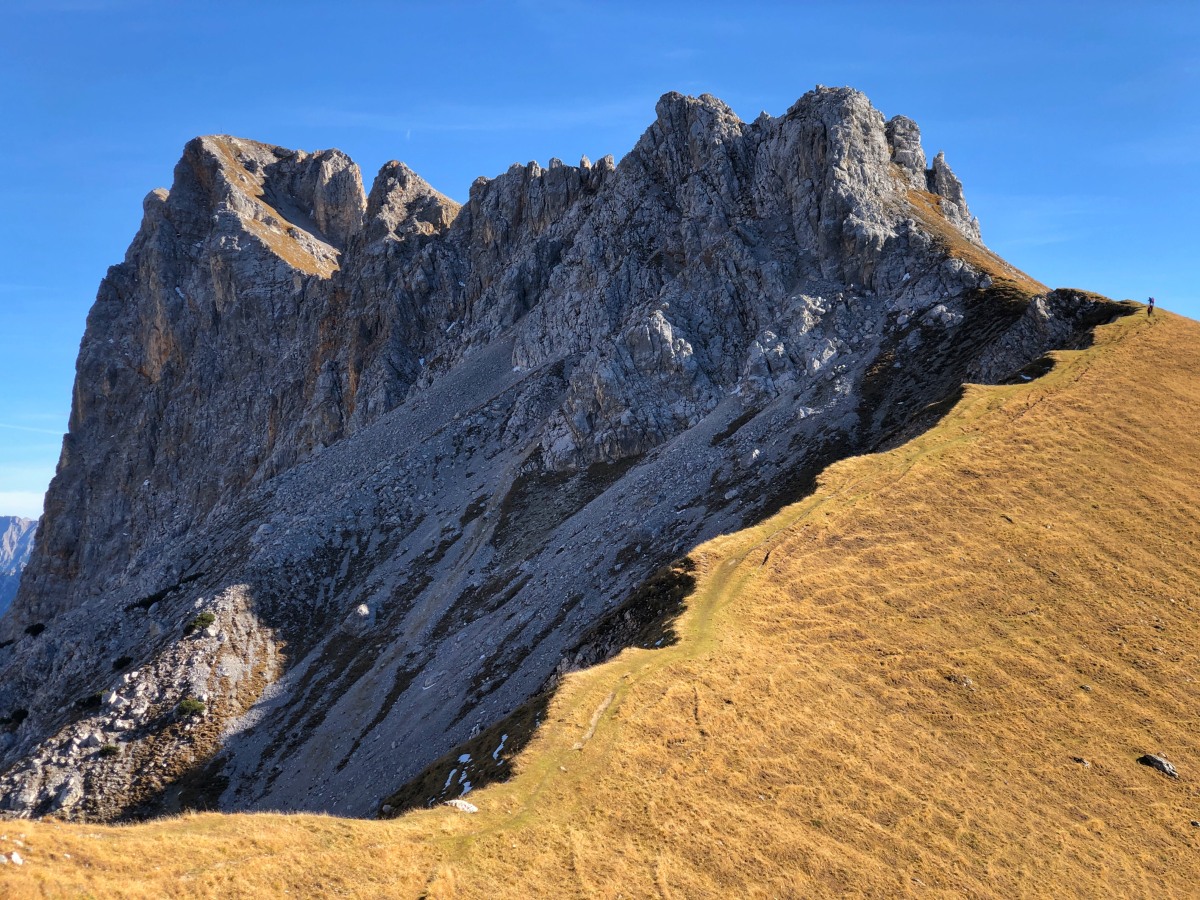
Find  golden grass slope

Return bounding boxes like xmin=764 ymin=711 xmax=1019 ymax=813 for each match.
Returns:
xmin=5 ymin=306 xmax=1199 ymax=898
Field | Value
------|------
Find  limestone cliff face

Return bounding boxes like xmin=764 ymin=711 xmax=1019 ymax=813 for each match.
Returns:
xmin=511 ymin=89 xmax=986 ymax=469
xmin=0 ymin=87 xmax=1119 ymax=821
xmin=13 ymin=137 xmax=367 ymax=630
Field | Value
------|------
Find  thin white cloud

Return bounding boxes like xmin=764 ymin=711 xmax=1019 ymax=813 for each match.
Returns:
xmin=970 ymin=192 xmax=1114 ymax=250
xmin=0 ymin=492 xmax=46 ymax=519
xmin=299 ymin=97 xmax=652 ymax=137
xmin=9 ymin=412 xmax=67 ymax=424
xmin=1111 ymin=128 xmax=1200 ymax=167
xmin=15 ymin=0 xmax=141 ymax=11
xmin=0 ymin=284 xmax=51 ymax=293
xmin=0 ymin=460 xmax=58 ymax=482
xmin=0 ymin=423 xmax=64 ymax=436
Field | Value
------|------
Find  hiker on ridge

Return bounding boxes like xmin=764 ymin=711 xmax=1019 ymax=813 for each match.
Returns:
xmin=1148 ymin=296 xmax=1156 ymax=316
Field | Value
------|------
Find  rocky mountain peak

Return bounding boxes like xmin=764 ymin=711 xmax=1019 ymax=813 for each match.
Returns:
xmin=649 ymin=90 xmax=744 ymax=154
xmin=0 ymin=87 xmax=1120 ymax=823
xmin=0 ymin=517 xmax=37 ymax=620
xmin=885 ymin=114 xmax=928 ymax=188
xmin=363 ymin=160 xmax=459 ymax=243
xmin=153 ymin=135 xmax=366 ymax=280
xmin=190 ymin=135 xmax=366 ymax=253
xmin=927 ymin=149 xmax=982 ymax=243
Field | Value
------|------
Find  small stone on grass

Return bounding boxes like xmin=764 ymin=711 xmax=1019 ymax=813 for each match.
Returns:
xmin=1137 ymin=754 xmax=1178 ymax=778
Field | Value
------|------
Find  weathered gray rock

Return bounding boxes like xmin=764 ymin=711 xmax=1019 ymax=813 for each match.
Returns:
xmin=927 ymin=150 xmax=982 ymax=243
xmin=885 ymin=115 xmax=927 ymax=190
xmin=0 ymin=86 xmax=1123 ymax=822
xmin=8 ymin=137 xmax=368 ymax=634
xmin=1138 ymin=754 xmax=1179 ymax=778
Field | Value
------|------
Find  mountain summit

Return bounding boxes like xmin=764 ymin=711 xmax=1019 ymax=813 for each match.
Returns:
xmin=0 ymin=87 xmax=1121 ymax=821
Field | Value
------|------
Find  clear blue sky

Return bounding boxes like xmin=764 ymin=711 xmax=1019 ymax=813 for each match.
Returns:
xmin=1 ymin=1 xmax=1197 ymax=519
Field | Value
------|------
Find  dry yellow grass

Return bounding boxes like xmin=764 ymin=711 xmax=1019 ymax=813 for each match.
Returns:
xmin=208 ymin=137 xmax=338 ymax=277
xmin=5 ymin=306 xmax=1200 ymax=898
xmin=903 ymin=187 xmax=1047 ymax=296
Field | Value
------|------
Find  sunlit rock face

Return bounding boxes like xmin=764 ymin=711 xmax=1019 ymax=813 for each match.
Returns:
xmin=0 ymin=87 xmax=1115 ymax=822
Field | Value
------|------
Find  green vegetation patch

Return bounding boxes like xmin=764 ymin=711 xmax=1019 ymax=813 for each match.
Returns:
xmin=176 ymin=697 xmax=206 ymax=717
xmin=184 ymin=611 xmax=216 ymax=635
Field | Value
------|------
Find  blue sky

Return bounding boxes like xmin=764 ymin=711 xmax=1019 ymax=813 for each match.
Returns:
xmin=1 ymin=1 xmax=1197 ymax=519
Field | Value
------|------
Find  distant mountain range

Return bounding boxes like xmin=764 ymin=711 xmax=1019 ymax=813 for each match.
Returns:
xmin=0 ymin=517 xmax=37 ymax=619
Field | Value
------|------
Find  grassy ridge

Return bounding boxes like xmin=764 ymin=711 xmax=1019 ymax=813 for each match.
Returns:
xmin=5 ymin=307 xmax=1200 ymax=898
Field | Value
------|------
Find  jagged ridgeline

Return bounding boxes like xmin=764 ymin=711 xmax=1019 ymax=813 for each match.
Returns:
xmin=0 ymin=87 xmax=1121 ymax=821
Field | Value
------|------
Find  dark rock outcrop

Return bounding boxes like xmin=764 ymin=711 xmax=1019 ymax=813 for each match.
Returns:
xmin=1137 ymin=754 xmax=1179 ymax=778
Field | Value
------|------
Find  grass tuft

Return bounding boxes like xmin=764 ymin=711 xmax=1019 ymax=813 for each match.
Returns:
xmin=176 ymin=698 xmax=206 ymax=718
xmin=183 ymin=612 xmax=216 ymax=635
